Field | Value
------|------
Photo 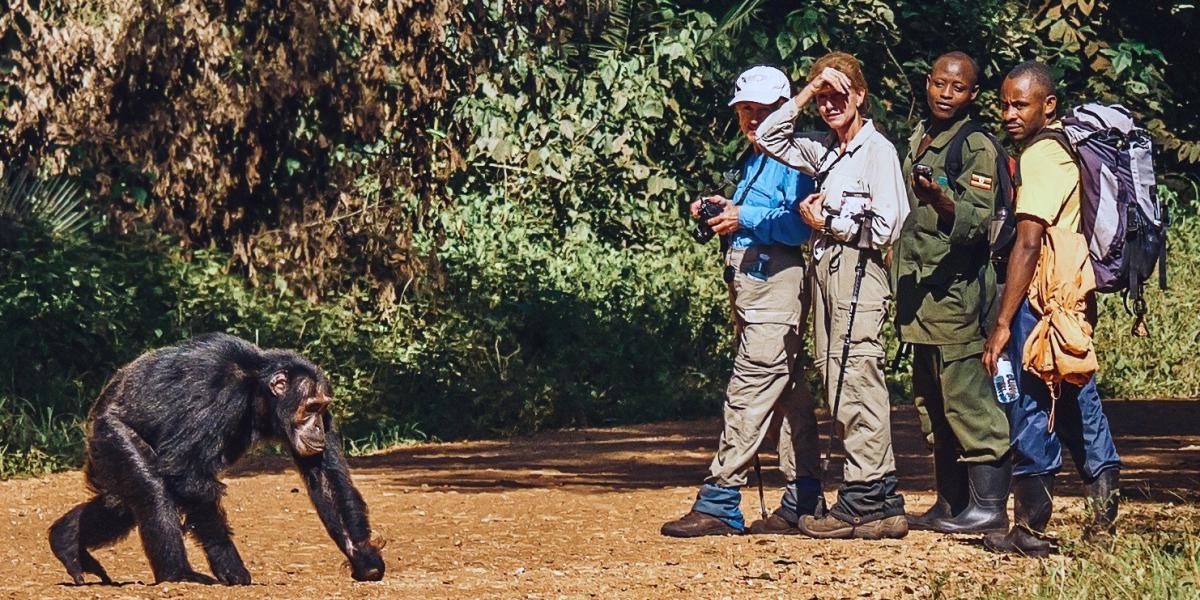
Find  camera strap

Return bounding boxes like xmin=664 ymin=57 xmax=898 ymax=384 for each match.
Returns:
xmin=719 ymin=152 xmax=770 ymax=257
xmin=814 ymin=142 xmax=853 ymax=189
xmin=733 ymin=152 xmax=769 ymax=207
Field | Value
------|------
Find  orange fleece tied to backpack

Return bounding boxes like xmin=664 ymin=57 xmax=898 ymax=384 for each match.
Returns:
xmin=1022 ymin=226 xmax=1099 ymax=431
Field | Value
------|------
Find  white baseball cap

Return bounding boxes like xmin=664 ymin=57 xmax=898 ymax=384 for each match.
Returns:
xmin=728 ymin=65 xmax=791 ymax=106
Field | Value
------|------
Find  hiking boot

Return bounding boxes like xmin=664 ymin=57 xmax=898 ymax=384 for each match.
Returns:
xmin=797 ymin=513 xmax=908 ymax=539
xmin=932 ymin=455 xmax=1011 ymax=534
xmin=853 ymin=515 xmax=909 ymax=540
xmin=908 ymin=442 xmax=968 ymax=531
xmin=796 ymin=513 xmax=854 ymax=539
xmin=660 ymin=511 xmax=740 ymax=538
xmin=748 ymin=480 xmax=826 ymax=535
xmin=747 ymin=510 xmax=800 ymax=535
xmin=983 ymin=474 xmax=1054 ymax=557
xmin=1083 ymin=469 xmax=1119 ymax=544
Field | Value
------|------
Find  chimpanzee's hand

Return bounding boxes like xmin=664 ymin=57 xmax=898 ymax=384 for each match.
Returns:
xmin=350 ymin=543 xmax=385 ymax=582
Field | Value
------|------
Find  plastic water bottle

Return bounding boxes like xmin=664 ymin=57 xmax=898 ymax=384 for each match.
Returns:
xmin=993 ymin=353 xmax=1019 ymax=404
xmin=747 ymin=252 xmax=770 ymax=281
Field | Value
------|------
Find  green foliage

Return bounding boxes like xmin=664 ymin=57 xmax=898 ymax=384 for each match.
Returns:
xmin=424 ymin=16 xmax=735 ymax=432
xmin=1 ymin=1 xmax=1199 ymax=480
xmin=0 ymin=395 xmax=83 ymax=479
xmin=926 ymin=503 xmax=1200 ymax=599
xmin=1095 ymin=190 xmax=1200 ymax=399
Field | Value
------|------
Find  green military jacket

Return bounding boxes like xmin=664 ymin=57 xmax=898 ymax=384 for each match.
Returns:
xmin=892 ymin=114 xmax=999 ymax=360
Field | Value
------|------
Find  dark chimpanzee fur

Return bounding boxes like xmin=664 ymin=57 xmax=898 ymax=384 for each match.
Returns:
xmin=48 ymin=333 xmax=385 ymax=585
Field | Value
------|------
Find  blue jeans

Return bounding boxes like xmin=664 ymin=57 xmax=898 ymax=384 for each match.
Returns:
xmin=1007 ymin=301 xmax=1121 ymax=482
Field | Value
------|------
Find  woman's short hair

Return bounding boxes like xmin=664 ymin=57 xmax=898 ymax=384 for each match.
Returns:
xmin=808 ymin=51 xmax=869 ymax=109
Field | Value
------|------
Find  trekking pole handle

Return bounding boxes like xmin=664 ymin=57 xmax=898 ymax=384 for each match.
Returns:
xmin=855 ymin=208 xmax=878 ymax=250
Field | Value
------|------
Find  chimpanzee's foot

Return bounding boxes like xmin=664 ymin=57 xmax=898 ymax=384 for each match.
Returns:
xmin=154 ymin=570 xmax=217 ymax=585
xmin=79 ymin=550 xmax=113 ymax=584
xmin=48 ymin=509 xmax=84 ymax=584
xmin=49 ymin=496 xmax=132 ymax=585
xmin=183 ymin=571 xmax=217 ymax=584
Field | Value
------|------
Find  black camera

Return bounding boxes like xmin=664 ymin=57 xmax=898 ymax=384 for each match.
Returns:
xmin=691 ymin=198 xmax=725 ymax=244
xmin=913 ymin=164 xmax=933 ymax=184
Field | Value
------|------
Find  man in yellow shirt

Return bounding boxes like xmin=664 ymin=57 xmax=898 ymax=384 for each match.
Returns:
xmin=1010 ymin=122 xmax=1080 ymax=230
xmin=981 ymin=62 xmax=1121 ymax=557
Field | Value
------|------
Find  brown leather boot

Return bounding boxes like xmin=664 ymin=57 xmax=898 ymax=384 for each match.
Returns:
xmin=853 ymin=515 xmax=909 ymax=540
xmin=796 ymin=513 xmax=854 ymax=539
xmin=660 ymin=511 xmax=740 ymax=538
xmin=747 ymin=509 xmax=800 ymax=535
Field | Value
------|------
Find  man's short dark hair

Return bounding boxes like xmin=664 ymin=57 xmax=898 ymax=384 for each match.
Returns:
xmin=1006 ymin=61 xmax=1058 ymax=99
xmin=934 ymin=51 xmax=981 ymax=88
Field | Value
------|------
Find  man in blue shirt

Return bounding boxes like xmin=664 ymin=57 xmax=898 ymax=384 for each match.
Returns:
xmin=661 ymin=66 xmax=820 ymax=537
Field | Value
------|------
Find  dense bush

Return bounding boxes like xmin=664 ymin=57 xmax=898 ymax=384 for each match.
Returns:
xmin=1 ymin=1 xmax=1198 ymax=477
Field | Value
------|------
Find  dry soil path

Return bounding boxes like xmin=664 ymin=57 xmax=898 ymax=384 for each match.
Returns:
xmin=2 ymin=402 xmax=1198 ymax=599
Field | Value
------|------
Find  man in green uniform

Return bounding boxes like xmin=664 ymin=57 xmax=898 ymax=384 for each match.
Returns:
xmin=893 ymin=52 xmax=1012 ymax=534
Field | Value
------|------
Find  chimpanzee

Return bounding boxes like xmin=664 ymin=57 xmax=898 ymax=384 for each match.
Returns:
xmin=48 ymin=333 xmax=385 ymax=585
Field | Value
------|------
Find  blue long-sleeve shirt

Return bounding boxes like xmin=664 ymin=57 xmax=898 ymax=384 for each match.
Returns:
xmin=730 ymin=150 xmax=814 ymax=249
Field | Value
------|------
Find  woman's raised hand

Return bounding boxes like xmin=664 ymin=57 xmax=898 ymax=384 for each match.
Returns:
xmin=807 ymin=67 xmax=852 ymax=95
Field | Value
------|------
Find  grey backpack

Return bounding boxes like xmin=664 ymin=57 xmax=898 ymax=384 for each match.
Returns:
xmin=1026 ymin=103 xmax=1167 ymax=335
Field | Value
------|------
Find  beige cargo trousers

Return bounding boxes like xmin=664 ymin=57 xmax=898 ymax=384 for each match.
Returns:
xmin=705 ymin=244 xmax=820 ymax=489
xmin=811 ymin=243 xmax=895 ymax=484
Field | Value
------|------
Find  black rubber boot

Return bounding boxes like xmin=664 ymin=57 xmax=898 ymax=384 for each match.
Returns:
xmin=983 ymin=474 xmax=1054 ymax=557
xmin=907 ymin=442 xmax=968 ymax=531
xmin=1083 ymin=468 xmax=1120 ymax=543
xmin=932 ymin=454 xmax=1011 ymax=534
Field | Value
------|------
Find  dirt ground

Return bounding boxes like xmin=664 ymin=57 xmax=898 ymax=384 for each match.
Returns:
xmin=1 ymin=401 xmax=1198 ymax=599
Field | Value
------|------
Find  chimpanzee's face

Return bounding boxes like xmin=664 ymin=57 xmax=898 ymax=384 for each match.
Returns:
xmin=269 ymin=371 xmax=332 ymax=456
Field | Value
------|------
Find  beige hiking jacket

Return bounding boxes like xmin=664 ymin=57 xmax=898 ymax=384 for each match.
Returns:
xmin=1022 ymin=226 xmax=1099 ymax=410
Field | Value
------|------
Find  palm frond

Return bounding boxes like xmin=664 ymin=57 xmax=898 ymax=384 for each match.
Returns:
xmin=0 ymin=168 xmax=93 ymax=235
xmin=570 ymin=0 xmax=683 ymax=59
xmin=710 ymin=0 xmax=764 ymax=43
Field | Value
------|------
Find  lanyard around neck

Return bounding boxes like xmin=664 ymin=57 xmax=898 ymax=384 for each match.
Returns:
xmin=815 ymin=141 xmax=848 ymax=189
xmin=734 ymin=154 xmax=769 ymax=207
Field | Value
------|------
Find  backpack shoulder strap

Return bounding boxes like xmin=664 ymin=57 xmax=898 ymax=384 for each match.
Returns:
xmin=944 ymin=120 xmax=987 ymax=194
xmin=1013 ymin=126 xmax=1074 ymax=188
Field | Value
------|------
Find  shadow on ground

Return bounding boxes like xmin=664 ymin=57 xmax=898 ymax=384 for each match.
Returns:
xmin=228 ymin=401 xmax=1200 ymax=502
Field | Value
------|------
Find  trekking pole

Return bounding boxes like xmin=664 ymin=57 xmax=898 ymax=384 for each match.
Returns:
xmin=821 ymin=210 xmax=879 ymax=475
xmin=753 ymin=453 xmax=769 ymax=520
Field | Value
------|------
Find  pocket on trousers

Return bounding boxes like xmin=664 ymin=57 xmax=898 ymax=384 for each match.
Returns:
xmin=833 ymin=300 xmax=886 ymax=358
xmin=733 ymin=268 xmax=804 ymax=325
xmin=733 ymin=323 xmax=794 ymax=374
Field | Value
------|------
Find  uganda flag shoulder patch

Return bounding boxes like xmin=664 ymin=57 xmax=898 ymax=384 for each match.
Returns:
xmin=969 ymin=173 xmax=993 ymax=191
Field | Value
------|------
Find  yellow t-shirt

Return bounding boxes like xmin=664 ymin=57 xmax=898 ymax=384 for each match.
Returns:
xmin=1015 ymin=122 xmax=1081 ymax=231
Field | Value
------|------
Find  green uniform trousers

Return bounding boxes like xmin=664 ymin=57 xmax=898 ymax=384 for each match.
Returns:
xmin=911 ymin=344 xmax=1010 ymax=462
